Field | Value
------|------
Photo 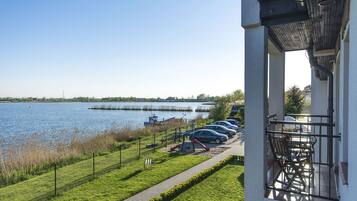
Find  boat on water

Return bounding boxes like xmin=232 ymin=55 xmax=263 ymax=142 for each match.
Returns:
xmin=144 ymin=115 xmax=176 ymax=126
xmin=144 ymin=115 xmax=158 ymax=126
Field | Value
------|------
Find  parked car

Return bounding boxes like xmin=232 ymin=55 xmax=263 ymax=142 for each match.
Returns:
xmin=283 ymin=116 xmax=309 ymax=132
xmin=213 ymin=121 xmax=240 ymax=132
xmin=226 ymin=119 xmax=240 ymax=127
xmin=204 ymin=125 xmax=236 ymax=138
xmin=189 ymin=129 xmax=228 ymax=144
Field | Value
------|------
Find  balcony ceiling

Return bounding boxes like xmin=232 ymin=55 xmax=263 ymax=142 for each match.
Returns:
xmin=260 ymin=0 xmax=345 ymax=80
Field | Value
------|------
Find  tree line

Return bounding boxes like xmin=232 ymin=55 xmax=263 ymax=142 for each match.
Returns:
xmin=209 ymin=86 xmax=311 ymax=123
xmin=0 ymin=94 xmax=219 ymax=103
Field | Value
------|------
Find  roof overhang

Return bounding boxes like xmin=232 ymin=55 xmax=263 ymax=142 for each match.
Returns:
xmin=259 ymin=0 xmax=346 ymax=80
xmin=313 ymin=49 xmax=335 ymax=57
xmin=260 ymin=0 xmax=309 ymax=26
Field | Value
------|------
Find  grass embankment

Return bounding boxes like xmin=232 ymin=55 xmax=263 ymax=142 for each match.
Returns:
xmin=53 ymin=153 xmax=208 ymax=201
xmin=0 ymin=119 xmax=192 ymax=187
xmin=172 ymin=160 xmax=244 ymax=201
xmin=0 ymin=118 xmax=211 ymax=200
xmin=0 ymin=150 xmax=208 ymax=201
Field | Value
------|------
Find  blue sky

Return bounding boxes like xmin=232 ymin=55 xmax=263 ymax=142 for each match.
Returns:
xmin=0 ymin=0 xmax=310 ymax=98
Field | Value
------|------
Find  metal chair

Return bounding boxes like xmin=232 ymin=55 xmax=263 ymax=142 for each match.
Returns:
xmin=268 ymin=133 xmax=308 ymax=192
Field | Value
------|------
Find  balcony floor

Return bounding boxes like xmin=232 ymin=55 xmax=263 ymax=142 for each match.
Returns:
xmin=267 ymin=165 xmax=338 ymax=201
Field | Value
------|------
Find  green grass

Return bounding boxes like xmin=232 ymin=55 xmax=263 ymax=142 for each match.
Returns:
xmin=0 ymin=150 xmax=207 ymax=201
xmin=172 ymin=161 xmax=244 ymax=201
xmin=0 ymin=119 xmax=212 ymax=201
xmin=0 ymin=119 xmax=194 ymax=187
xmin=53 ymin=153 xmax=208 ymax=201
xmin=0 ymin=128 xmax=192 ymax=201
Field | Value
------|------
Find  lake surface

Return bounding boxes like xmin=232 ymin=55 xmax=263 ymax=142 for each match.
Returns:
xmin=0 ymin=102 xmax=209 ymax=146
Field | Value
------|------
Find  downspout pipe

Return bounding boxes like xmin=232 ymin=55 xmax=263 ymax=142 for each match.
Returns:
xmin=307 ymin=49 xmax=334 ymax=165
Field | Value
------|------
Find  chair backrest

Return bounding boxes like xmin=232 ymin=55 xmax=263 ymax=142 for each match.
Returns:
xmin=268 ymin=134 xmax=290 ymax=161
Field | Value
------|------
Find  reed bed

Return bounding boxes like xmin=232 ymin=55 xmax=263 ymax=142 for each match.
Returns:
xmin=89 ymin=105 xmax=193 ymax=112
xmin=0 ymin=119 xmax=186 ymax=187
xmin=195 ymin=106 xmax=212 ymax=112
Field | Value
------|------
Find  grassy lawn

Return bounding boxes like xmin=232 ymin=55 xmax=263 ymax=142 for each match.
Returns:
xmin=0 ymin=135 xmax=152 ymax=200
xmin=53 ymin=152 xmax=208 ymax=201
xmin=172 ymin=161 xmax=244 ymax=201
xmin=0 ymin=119 xmax=212 ymax=201
xmin=0 ymin=125 xmax=204 ymax=201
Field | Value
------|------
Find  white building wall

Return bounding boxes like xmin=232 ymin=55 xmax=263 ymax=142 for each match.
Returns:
xmin=340 ymin=0 xmax=357 ymax=200
xmin=338 ymin=28 xmax=350 ymax=201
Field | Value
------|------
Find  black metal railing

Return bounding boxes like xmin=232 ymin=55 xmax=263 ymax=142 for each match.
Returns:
xmin=265 ymin=114 xmax=340 ymax=201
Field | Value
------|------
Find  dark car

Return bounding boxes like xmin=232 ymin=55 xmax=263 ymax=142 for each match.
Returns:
xmin=204 ymin=125 xmax=236 ymax=138
xmin=226 ymin=119 xmax=240 ymax=127
xmin=189 ymin=129 xmax=228 ymax=144
xmin=213 ymin=121 xmax=239 ymax=132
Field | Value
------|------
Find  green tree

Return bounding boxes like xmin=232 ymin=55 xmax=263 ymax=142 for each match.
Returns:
xmin=303 ymin=85 xmax=311 ymax=94
xmin=196 ymin=94 xmax=207 ymax=100
xmin=209 ymin=96 xmax=230 ymax=121
xmin=285 ymin=86 xmax=305 ymax=114
xmin=230 ymin=89 xmax=244 ymax=102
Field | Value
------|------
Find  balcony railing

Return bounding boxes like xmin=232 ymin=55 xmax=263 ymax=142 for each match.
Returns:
xmin=265 ymin=114 xmax=340 ymax=201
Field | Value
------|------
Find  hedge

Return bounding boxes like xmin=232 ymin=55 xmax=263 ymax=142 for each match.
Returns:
xmin=150 ymin=155 xmax=244 ymax=201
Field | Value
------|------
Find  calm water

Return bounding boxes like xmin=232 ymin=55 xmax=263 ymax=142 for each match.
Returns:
xmin=0 ymin=102 xmax=209 ymax=146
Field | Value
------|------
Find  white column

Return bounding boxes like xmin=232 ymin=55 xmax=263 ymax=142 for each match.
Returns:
xmin=244 ymin=26 xmax=268 ymax=201
xmin=242 ymin=1 xmax=268 ymax=200
xmin=339 ymin=34 xmax=349 ymax=163
xmin=338 ymin=26 xmax=350 ymax=201
xmin=311 ymin=72 xmax=328 ymax=116
xmin=311 ymin=71 xmax=328 ymax=162
xmin=268 ymin=42 xmax=285 ymax=120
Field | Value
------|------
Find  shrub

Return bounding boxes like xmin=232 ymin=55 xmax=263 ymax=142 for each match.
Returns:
xmin=151 ymin=155 xmax=243 ymax=201
xmin=209 ymin=97 xmax=230 ymax=121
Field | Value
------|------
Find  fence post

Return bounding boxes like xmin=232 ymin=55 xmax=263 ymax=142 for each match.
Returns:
xmin=174 ymin=128 xmax=177 ymax=143
xmin=153 ymin=132 xmax=156 ymax=152
xmin=138 ymin=137 xmax=141 ymax=159
xmin=165 ymin=129 xmax=168 ymax=148
xmin=119 ymin=145 xmax=122 ymax=168
xmin=54 ymin=163 xmax=57 ymax=196
xmin=92 ymin=153 xmax=95 ymax=178
xmin=178 ymin=127 xmax=180 ymax=141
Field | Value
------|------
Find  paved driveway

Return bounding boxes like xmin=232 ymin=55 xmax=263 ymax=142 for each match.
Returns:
xmin=125 ymin=140 xmax=244 ymax=201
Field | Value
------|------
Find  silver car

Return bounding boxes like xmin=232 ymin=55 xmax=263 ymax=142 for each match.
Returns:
xmin=204 ymin=124 xmax=237 ymax=138
xmin=213 ymin=120 xmax=240 ymax=132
